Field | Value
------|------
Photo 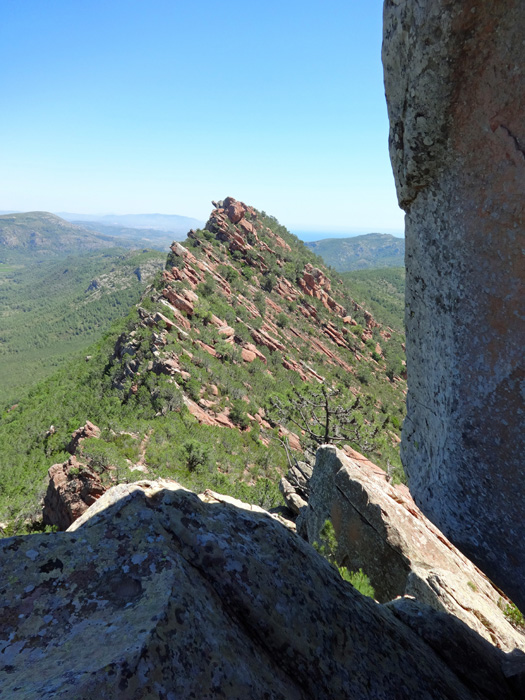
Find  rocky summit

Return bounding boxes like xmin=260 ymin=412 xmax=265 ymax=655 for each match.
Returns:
xmin=0 ymin=194 xmax=407 ymax=536
xmin=383 ymin=0 xmax=525 ymax=607
xmin=1 ymin=479 xmax=524 ymax=699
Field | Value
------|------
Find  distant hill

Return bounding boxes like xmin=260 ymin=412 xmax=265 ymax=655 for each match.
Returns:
xmin=0 ymin=212 xmax=138 ymax=261
xmin=70 ymin=220 xmax=181 ymax=251
xmin=59 ymin=212 xmax=203 ymax=239
xmin=306 ymin=233 xmax=404 ymax=271
xmin=341 ymin=267 xmax=405 ymax=332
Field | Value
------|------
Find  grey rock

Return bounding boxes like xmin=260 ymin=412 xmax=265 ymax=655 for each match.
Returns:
xmin=299 ymin=445 xmax=525 ymax=653
xmin=383 ymin=0 xmax=525 ymax=608
xmin=279 ymin=460 xmax=313 ymax=515
xmin=0 ymin=480 xmax=506 ymax=699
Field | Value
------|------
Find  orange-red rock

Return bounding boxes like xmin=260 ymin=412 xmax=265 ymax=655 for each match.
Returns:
xmin=67 ymin=421 xmax=101 ymax=455
xmin=43 ymin=456 xmax=106 ymax=530
xmin=223 ymin=196 xmax=245 ymax=224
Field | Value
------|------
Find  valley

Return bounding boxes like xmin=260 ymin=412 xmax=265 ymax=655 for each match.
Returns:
xmin=0 ymin=198 xmax=407 ymax=534
xmin=0 ymin=248 xmax=166 ymax=403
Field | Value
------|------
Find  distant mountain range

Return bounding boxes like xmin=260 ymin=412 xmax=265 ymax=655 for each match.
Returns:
xmin=68 ymin=220 xmax=185 ymax=250
xmin=0 ymin=210 xmax=205 ymax=257
xmin=0 ymin=212 xmax=138 ymax=261
xmin=59 ymin=212 xmax=203 ymax=243
xmin=306 ymin=233 xmax=404 ymax=272
xmin=0 ymin=210 xmax=203 ymax=261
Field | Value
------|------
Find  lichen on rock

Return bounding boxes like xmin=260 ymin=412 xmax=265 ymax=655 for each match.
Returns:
xmin=383 ymin=0 xmax=525 ymax=609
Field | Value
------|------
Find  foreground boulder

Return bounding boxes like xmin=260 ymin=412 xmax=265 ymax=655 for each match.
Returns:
xmin=299 ymin=446 xmax=525 ymax=654
xmin=1 ymin=480 xmax=522 ymax=698
xmin=383 ymin=0 xmax=525 ymax=607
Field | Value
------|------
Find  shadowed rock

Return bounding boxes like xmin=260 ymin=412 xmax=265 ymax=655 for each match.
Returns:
xmin=383 ymin=0 xmax=525 ymax=608
xmin=298 ymin=445 xmax=525 ymax=653
xmin=1 ymin=479 xmax=520 ymax=698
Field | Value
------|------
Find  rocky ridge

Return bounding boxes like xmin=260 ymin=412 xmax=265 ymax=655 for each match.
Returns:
xmin=98 ymin=197 xmax=406 ymax=482
xmin=0 ymin=197 xmax=407 ymax=536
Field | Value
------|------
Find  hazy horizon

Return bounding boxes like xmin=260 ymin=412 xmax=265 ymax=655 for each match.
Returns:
xmin=1 ymin=1 xmax=404 ymax=233
xmin=0 ymin=207 xmax=404 ymax=242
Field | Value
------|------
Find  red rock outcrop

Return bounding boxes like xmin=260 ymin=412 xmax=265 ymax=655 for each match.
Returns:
xmin=298 ymin=264 xmax=347 ymax=317
xmin=162 ymin=287 xmax=195 ymax=316
xmin=249 ymin=327 xmax=286 ymax=353
xmin=281 ymin=357 xmax=308 ymax=381
xmin=67 ymin=421 xmax=101 ymax=455
xmin=183 ymin=398 xmax=236 ymax=429
xmin=43 ymin=456 xmax=106 ymax=530
xmin=384 ymin=1 xmax=525 ymax=608
xmin=303 ymin=264 xmax=331 ymax=292
xmin=223 ymin=196 xmax=246 ymax=224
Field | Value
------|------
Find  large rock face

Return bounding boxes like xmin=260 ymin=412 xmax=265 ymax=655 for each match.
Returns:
xmin=383 ymin=1 xmax=525 ymax=607
xmin=298 ymin=446 xmax=525 ymax=654
xmin=1 ymin=480 xmax=521 ymax=699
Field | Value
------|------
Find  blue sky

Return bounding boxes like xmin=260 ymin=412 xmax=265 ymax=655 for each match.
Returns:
xmin=0 ymin=1 xmax=404 ymax=236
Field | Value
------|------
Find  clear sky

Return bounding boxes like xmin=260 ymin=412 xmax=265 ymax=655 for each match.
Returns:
xmin=0 ymin=0 xmax=404 ymax=236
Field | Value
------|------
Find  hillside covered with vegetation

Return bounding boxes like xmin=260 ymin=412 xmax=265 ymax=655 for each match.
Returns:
xmin=307 ymin=233 xmax=404 ymax=271
xmin=341 ymin=267 xmax=405 ymax=332
xmin=0 ymin=198 xmax=406 ymax=535
xmin=0 ymin=212 xmax=138 ymax=260
xmin=0 ymin=248 xmax=166 ymax=403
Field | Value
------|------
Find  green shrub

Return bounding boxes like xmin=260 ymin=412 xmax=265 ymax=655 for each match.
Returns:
xmin=340 ymin=567 xmax=376 ymax=598
xmin=260 ymin=273 xmax=276 ymax=292
xmin=229 ymin=400 xmax=250 ymax=430
xmin=500 ymin=599 xmax=525 ymax=628
xmin=276 ymin=312 xmax=289 ymax=329
xmin=217 ymin=264 xmax=238 ymax=283
xmin=389 ymin=414 xmax=402 ymax=430
xmin=197 ymin=275 xmax=216 ymax=298
xmin=182 ymin=440 xmax=209 ymax=472
xmin=184 ymin=377 xmax=201 ymax=401
xmin=313 ymin=519 xmax=375 ymax=599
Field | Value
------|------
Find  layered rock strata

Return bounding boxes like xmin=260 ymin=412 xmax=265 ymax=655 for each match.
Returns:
xmin=0 ymin=480 xmax=522 ymax=698
xmin=298 ymin=446 xmax=525 ymax=654
xmin=383 ymin=1 xmax=525 ymax=607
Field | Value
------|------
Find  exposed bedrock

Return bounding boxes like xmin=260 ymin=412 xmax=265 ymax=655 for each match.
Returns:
xmin=298 ymin=446 xmax=525 ymax=654
xmin=383 ymin=1 xmax=525 ymax=607
xmin=0 ymin=480 xmax=522 ymax=699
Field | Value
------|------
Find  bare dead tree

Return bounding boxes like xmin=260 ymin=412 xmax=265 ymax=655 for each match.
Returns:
xmin=270 ymin=384 xmax=380 ymax=458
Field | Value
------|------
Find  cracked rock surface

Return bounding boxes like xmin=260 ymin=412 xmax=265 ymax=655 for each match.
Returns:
xmin=383 ymin=0 xmax=525 ymax=608
xmin=299 ymin=446 xmax=525 ymax=654
xmin=0 ymin=479 xmax=519 ymax=699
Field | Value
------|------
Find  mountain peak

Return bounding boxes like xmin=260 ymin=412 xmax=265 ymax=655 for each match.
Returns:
xmin=0 ymin=197 xmax=406 ymax=536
